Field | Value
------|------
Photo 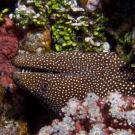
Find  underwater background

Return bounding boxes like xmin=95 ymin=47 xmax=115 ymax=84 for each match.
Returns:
xmin=0 ymin=0 xmax=135 ymax=134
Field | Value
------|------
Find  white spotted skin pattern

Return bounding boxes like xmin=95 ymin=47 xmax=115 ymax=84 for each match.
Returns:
xmin=12 ymin=52 xmax=135 ymax=114
xmin=12 ymin=73 xmax=91 ymax=113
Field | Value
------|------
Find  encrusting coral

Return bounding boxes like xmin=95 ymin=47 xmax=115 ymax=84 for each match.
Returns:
xmin=38 ymin=92 xmax=135 ymax=134
xmin=19 ymin=29 xmax=51 ymax=54
xmin=0 ymin=16 xmax=25 ymax=91
xmin=0 ymin=15 xmax=29 ymax=134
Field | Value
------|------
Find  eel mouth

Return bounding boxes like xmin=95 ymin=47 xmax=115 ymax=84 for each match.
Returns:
xmin=16 ymin=67 xmax=63 ymax=74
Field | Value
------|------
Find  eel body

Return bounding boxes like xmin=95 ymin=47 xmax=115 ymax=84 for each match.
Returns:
xmin=12 ymin=52 xmax=135 ymax=113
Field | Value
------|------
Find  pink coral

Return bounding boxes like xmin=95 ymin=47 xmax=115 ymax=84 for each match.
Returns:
xmin=38 ymin=92 xmax=135 ymax=135
xmin=0 ymin=16 xmax=26 ymax=91
xmin=0 ymin=16 xmax=25 ymax=59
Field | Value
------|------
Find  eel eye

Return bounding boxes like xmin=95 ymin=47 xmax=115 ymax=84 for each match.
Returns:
xmin=14 ymin=78 xmax=19 ymax=83
xmin=40 ymin=82 xmax=49 ymax=91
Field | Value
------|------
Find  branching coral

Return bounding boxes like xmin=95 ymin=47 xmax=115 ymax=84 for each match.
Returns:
xmin=38 ymin=92 xmax=135 ymax=134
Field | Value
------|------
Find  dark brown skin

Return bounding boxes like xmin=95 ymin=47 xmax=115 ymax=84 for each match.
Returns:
xmin=12 ymin=52 xmax=135 ymax=114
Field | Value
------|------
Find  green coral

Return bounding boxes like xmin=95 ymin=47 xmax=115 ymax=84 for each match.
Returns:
xmin=9 ymin=1 xmax=47 ymax=29
xmin=91 ymin=12 xmax=108 ymax=40
xmin=82 ymin=12 xmax=108 ymax=52
xmin=46 ymin=0 xmax=70 ymax=14
xmin=9 ymin=0 xmax=110 ymax=52
xmin=47 ymin=0 xmax=89 ymax=51
xmin=115 ymin=27 xmax=135 ymax=46
xmin=52 ymin=23 xmax=77 ymax=51
xmin=0 ymin=8 xmax=9 ymax=22
xmin=118 ymin=27 xmax=135 ymax=67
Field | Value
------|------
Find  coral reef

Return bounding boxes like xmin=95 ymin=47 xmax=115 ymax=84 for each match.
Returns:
xmin=46 ymin=0 xmax=109 ymax=52
xmin=19 ymin=29 xmax=51 ymax=54
xmin=47 ymin=0 xmax=89 ymax=51
xmin=83 ymin=12 xmax=109 ymax=52
xmin=0 ymin=15 xmax=28 ymax=135
xmin=0 ymin=8 xmax=9 ymax=22
xmin=113 ymin=27 xmax=135 ymax=67
xmin=9 ymin=0 xmax=110 ymax=52
xmin=0 ymin=84 xmax=6 ymax=114
xmin=51 ymin=23 xmax=77 ymax=51
xmin=47 ymin=0 xmax=109 ymax=52
xmin=1 ymin=0 xmax=135 ymax=134
xmin=9 ymin=0 xmax=48 ymax=29
xmin=8 ymin=0 xmax=135 ymax=54
xmin=101 ymin=0 xmax=135 ymax=60
xmin=0 ymin=16 xmax=24 ymax=94
xmin=38 ymin=92 xmax=135 ymax=134
xmin=0 ymin=16 xmax=25 ymax=91
xmin=0 ymin=17 xmax=17 ymax=59
xmin=0 ymin=92 xmax=28 ymax=135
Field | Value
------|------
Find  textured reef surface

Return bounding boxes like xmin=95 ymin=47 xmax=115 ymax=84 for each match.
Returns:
xmin=12 ymin=52 xmax=135 ymax=114
xmin=38 ymin=92 xmax=135 ymax=134
xmin=0 ymin=16 xmax=30 ymax=134
xmin=18 ymin=29 xmax=51 ymax=54
xmin=0 ymin=16 xmax=20 ymax=90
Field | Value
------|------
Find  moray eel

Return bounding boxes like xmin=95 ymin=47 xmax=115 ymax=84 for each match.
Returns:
xmin=12 ymin=52 xmax=135 ymax=114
